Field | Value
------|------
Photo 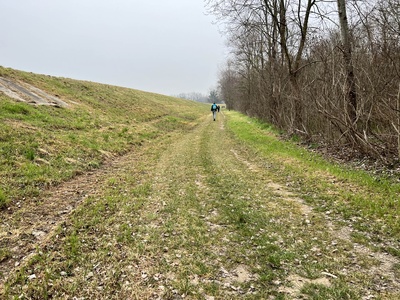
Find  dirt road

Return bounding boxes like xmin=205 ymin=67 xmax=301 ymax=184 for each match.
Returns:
xmin=1 ymin=111 xmax=399 ymax=299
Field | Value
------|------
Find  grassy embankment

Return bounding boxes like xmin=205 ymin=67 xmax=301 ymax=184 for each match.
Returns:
xmin=227 ymin=113 xmax=400 ymax=255
xmin=0 ymin=66 xmax=207 ymax=209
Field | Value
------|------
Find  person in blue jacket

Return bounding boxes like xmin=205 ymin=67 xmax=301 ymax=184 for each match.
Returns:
xmin=211 ymin=102 xmax=218 ymax=121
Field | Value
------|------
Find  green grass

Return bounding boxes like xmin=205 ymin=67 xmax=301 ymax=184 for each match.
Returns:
xmin=225 ymin=111 xmax=400 ymax=252
xmin=3 ymin=67 xmax=399 ymax=299
xmin=0 ymin=188 xmax=9 ymax=209
xmin=301 ymin=282 xmax=358 ymax=300
xmin=0 ymin=66 xmax=208 ymax=210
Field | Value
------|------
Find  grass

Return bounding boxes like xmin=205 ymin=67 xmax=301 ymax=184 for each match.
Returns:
xmin=0 ymin=66 xmax=208 ymax=210
xmin=2 ymin=68 xmax=400 ymax=299
xmin=301 ymin=282 xmax=358 ymax=300
xmin=0 ymin=189 xmax=8 ymax=209
xmin=225 ymin=111 xmax=400 ymax=253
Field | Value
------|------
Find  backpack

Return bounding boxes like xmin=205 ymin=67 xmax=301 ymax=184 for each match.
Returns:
xmin=212 ymin=104 xmax=217 ymax=110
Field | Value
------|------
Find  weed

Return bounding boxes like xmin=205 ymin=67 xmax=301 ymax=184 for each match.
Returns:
xmin=130 ymin=183 xmax=152 ymax=198
xmin=117 ymin=223 xmax=135 ymax=244
xmin=393 ymin=263 xmax=400 ymax=278
xmin=66 ymin=232 xmax=80 ymax=260
xmin=0 ymin=188 xmax=9 ymax=209
xmin=118 ymin=127 xmax=129 ymax=137
xmin=24 ymin=148 xmax=35 ymax=161
xmin=194 ymin=261 xmax=210 ymax=276
xmin=102 ymin=133 xmax=110 ymax=142
xmin=0 ymin=248 xmax=11 ymax=262
xmin=387 ymin=247 xmax=400 ymax=258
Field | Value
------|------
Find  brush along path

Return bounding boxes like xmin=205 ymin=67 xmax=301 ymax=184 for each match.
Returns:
xmin=2 ymin=113 xmax=400 ymax=299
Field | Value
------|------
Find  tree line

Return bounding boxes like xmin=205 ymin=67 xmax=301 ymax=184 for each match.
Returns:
xmin=207 ymin=0 xmax=400 ymax=163
xmin=176 ymin=89 xmax=222 ymax=103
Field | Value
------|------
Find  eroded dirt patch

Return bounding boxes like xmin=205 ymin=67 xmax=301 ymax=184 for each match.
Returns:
xmin=0 ymin=77 xmax=68 ymax=107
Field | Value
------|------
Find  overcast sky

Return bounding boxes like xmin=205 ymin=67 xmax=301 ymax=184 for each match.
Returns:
xmin=0 ymin=1 xmax=227 ymax=96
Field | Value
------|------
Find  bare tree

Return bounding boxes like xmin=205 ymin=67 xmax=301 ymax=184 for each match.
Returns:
xmin=207 ymin=0 xmax=321 ymax=130
xmin=207 ymin=0 xmax=400 ymax=163
xmin=336 ymin=0 xmax=357 ymax=127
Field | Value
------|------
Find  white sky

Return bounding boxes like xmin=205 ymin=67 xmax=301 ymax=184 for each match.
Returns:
xmin=0 ymin=1 xmax=227 ymax=95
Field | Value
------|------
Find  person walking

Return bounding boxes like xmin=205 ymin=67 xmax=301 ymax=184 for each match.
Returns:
xmin=211 ymin=102 xmax=218 ymax=121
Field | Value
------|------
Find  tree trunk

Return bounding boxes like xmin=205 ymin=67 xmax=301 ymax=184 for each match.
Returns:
xmin=337 ymin=0 xmax=357 ymax=125
xmin=290 ymin=73 xmax=303 ymax=132
xmin=398 ymin=83 xmax=400 ymax=158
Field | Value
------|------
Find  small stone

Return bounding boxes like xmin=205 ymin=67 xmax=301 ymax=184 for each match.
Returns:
xmin=272 ymin=280 xmax=281 ymax=285
xmin=28 ymin=274 xmax=36 ymax=280
xmin=32 ymin=230 xmax=46 ymax=239
xmin=86 ymin=271 xmax=94 ymax=279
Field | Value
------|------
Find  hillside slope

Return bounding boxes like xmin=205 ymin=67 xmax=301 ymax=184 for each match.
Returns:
xmin=0 ymin=66 xmax=207 ymax=208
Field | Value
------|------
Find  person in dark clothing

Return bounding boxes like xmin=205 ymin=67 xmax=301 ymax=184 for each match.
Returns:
xmin=211 ymin=102 xmax=218 ymax=121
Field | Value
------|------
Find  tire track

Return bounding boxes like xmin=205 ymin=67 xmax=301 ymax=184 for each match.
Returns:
xmin=0 ymin=144 xmax=147 ymax=292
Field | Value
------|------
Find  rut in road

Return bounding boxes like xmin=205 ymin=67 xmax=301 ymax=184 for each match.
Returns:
xmin=0 ymin=141 xmax=149 ymax=288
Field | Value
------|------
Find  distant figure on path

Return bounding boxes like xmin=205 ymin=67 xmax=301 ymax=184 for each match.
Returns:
xmin=211 ymin=102 xmax=218 ymax=121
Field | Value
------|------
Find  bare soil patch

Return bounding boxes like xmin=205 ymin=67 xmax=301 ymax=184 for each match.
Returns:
xmin=0 ymin=76 xmax=68 ymax=107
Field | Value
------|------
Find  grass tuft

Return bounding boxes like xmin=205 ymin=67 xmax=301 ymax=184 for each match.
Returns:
xmin=0 ymin=188 xmax=9 ymax=209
